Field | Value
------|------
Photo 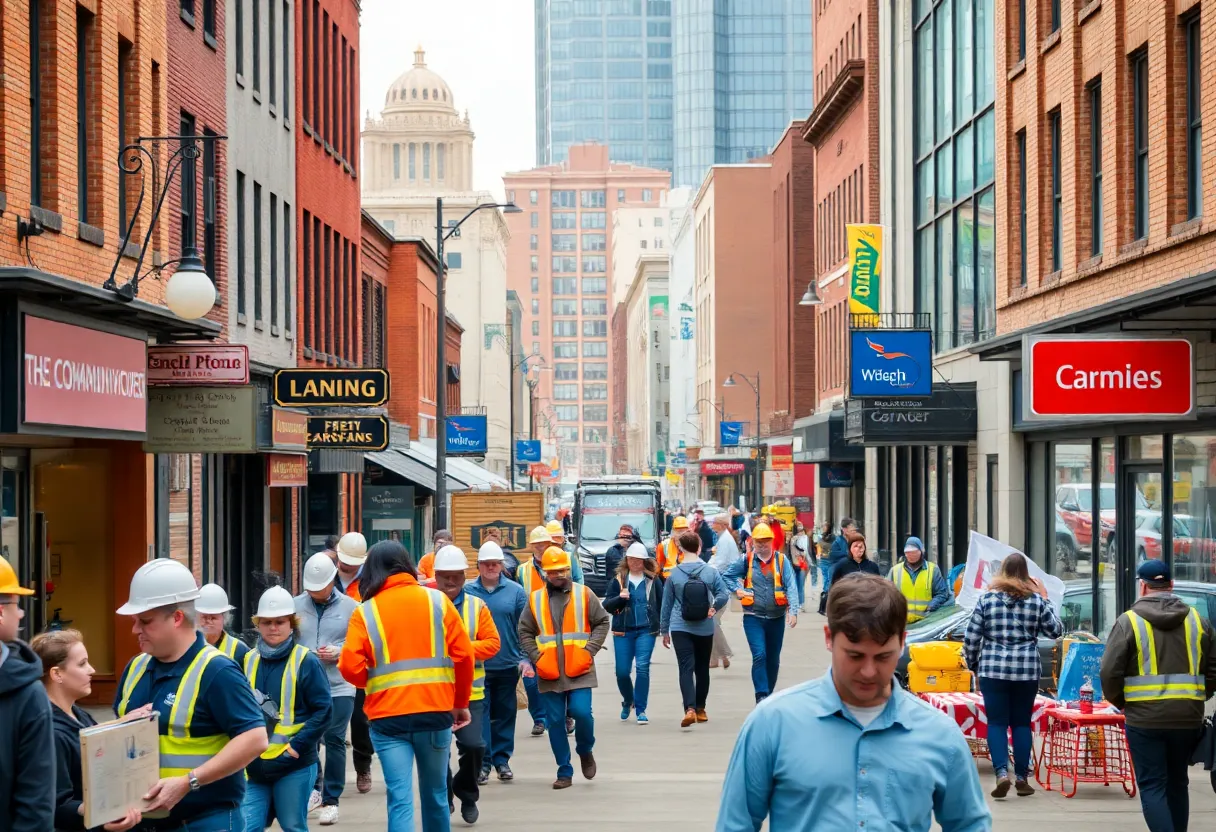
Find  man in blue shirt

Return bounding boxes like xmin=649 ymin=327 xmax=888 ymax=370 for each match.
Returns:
xmin=716 ymin=573 xmax=990 ymax=832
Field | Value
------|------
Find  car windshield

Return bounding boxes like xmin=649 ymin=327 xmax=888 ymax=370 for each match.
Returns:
xmin=579 ymin=511 xmax=657 ymax=543
xmin=1075 ymin=487 xmax=1147 ymax=511
xmin=905 ymin=603 xmax=961 ymax=633
xmin=1175 ymin=516 xmax=1200 ymax=537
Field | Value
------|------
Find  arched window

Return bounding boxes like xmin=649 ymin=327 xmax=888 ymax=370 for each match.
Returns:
xmin=393 ymin=144 xmax=400 ymax=179
xmin=437 ymin=144 xmax=446 ymax=179
xmin=423 ymin=143 xmax=431 ymax=179
xmin=423 ymin=88 xmax=429 ymax=100
xmin=433 ymin=89 xmax=438 ymax=100
xmin=412 ymin=88 xmax=418 ymax=99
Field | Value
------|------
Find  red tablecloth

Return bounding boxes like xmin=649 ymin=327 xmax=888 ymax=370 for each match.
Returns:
xmin=919 ymin=691 xmax=1055 ymax=739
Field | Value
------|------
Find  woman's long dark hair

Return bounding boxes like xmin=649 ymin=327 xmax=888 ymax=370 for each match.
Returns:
xmin=359 ymin=540 xmax=418 ymax=600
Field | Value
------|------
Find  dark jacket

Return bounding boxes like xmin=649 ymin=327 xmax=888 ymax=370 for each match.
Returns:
xmin=245 ymin=644 xmax=334 ymax=784
xmin=828 ymin=533 xmax=849 ymax=565
xmin=0 ymin=640 xmax=55 ymax=832
xmin=1100 ymin=593 xmax=1216 ymax=730
xmin=696 ymin=523 xmax=716 ymax=560
xmin=831 ymin=556 xmax=882 ymax=584
xmin=51 ymin=702 xmax=97 ymax=830
xmin=604 ymin=542 xmax=630 ymax=583
xmin=603 ymin=574 xmax=664 ymax=636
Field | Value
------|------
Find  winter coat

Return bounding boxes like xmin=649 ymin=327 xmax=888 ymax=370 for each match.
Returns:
xmin=0 ymin=640 xmax=55 ymax=832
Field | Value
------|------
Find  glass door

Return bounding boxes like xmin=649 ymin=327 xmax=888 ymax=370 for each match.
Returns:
xmin=1115 ymin=463 xmax=1163 ymax=629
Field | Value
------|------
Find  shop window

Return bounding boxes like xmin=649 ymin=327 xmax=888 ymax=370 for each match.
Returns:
xmin=1168 ymin=434 xmax=1216 ymax=589
xmin=1052 ymin=443 xmax=1093 ymax=583
xmin=1131 ymin=49 xmax=1149 ymax=240
xmin=1184 ymin=14 xmax=1203 ymax=220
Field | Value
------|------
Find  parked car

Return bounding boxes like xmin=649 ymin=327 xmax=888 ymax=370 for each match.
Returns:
xmin=1134 ymin=510 xmax=1216 ymax=580
xmin=1056 ymin=482 xmax=1149 ymax=560
xmin=1055 ymin=509 xmax=1081 ymax=574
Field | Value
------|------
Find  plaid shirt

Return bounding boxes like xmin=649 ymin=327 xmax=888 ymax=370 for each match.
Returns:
xmin=963 ymin=590 xmax=1064 ymax=681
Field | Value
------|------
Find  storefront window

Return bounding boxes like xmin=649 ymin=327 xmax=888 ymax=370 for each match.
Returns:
xmin=1098 ymin=438 xmax=1117 ymax=636
xmin=1027 ymin=441 xmax=1046 ymax=565
xmin=1128 ymin=434 xmax=1163 ymax=460
xmin=1051 ymin=442 xmax=1094 ymax=639
xmin=1170 ymin=434 xmax=1216 ymax=589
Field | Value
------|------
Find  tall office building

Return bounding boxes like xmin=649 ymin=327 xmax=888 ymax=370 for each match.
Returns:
xmin=535 ymin=0 xmax=674 ymax=171
xmin=673 ymin=0 xmax=814 ymax=188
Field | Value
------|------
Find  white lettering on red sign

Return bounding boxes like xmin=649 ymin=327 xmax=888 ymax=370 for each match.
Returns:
xmin=1028 ymin=337 xmax=1193 ymax=419
xmin=1053 ymin=364 xmax=1163 ymax=391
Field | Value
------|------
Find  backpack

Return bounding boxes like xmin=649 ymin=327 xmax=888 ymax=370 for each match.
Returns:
xmin=680 ymin=565 xmax=712 ymax=622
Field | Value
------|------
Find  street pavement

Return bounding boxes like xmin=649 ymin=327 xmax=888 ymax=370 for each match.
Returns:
xmin=270 ymin=591 xmax=1216 ymax=830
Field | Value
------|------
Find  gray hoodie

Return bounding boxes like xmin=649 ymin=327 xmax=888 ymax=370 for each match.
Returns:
xmin=0 ymin=639 xmax=55 ymax=832
xmin=295 ymin=589 xmax=359 ymax=698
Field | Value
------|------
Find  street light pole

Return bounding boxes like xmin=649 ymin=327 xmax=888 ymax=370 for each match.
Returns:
xmin=723 ymin=372 xmax=762 ymax=511
xmin=508 ymin=353 xmax=516 ymax=491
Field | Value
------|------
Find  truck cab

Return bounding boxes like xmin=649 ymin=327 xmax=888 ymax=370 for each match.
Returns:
xmin=572 ymin=477 xmax=664 ymax=596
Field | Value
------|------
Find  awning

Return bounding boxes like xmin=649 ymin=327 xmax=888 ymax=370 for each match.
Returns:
xmin=403 ymin=441 xmax=508 ymax=491
xmin=793 ymin=410 xmax=865 ymax=464
xmin=365 ymin=448 xmax=465 ymax=493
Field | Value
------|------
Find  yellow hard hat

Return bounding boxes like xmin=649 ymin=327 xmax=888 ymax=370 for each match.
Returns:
xmin=545 ymin=520 xmax=566 ymax=538
xmin=541 ymin=546 xmax=572 ymax=572
xmin=672 ymin=516 xmax=689 ymax=530
xmin=0 ymin=554 xmax=34 ymax=596
xmin=751 ymin=522 xmax=774 ymax=541
xmin=528 ymin=525 xmax=553 ymax=545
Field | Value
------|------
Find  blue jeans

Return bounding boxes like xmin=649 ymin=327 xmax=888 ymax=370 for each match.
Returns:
xmin=157 ymin=808 xmax=245 ymax=831
xmin=541 ymin=688 xmax=595 ymax=779
xmin=1126 ymin=725 xmax=1200 ymax=832
xmin=978 ymin=676 xmax=1038 ymax=780
xmin=523 ymin=670 xmax=545 ymax=725
xmin=481 ymin=668 xmax=522 ymax=768
xmin=818 ymin=560 xmax=834 ymax=609
xmin=742 ymin=614 xmax=786 ymax=699
xmin=794 ymin=564 xmax=809 ymax=601
xmin=612 ymin=629 xmax=656 ymax=713
xmin=315 ymin=695 xmax=355 ymax=805
xmin=242 ymin=764 xmax=317 ymax=832
xmin=370 ymin=724 xmax=453 ymax=832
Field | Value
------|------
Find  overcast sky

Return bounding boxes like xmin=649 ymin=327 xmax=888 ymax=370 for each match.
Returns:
xmin=360 ymin=0 xmax=536 ymax=199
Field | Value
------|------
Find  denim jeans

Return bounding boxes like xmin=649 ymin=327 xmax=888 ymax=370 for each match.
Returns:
xmin=481 ymin=668 xmax=522 ymax=769
xmin=612 ymin=629 xmax=656 ymax=713
xmin=540 ymin=688 xmax=595 ymax=779
xmin=315 ymin=695 xmax=355 ymax=805
xmin=978 ymin=676 xmax=1038 ymax=780
xmin=742 ymin=614 xmax=786 ymax=698
xmin=793 ymin=564 xmax=809 ymax=603
xmin=1125 ymin=725 xmax=1201 ymax=832
xmin=523 ymin=669 xmax=545 ymax=726
xmin=817 ymin=560 xmax=835 ymax=612
xmin=448 ymin=699 xmax=486 ymax=809
xmin=369 ymin=724 xmax=453 ymax=832
xmin=154 ymin=807 xmax=245 ymax=832
xmin=242 ymin=764 xmax=317 ymax=832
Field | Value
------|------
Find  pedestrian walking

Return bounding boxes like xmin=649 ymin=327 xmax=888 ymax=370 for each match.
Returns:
xmin=963 ymin=553 xmax=1063 ymax=798
xmin=708 ymin=513 xmax=740 ymax=669
xmin=114 ymin=559 xmax=268 ymax=829
xmin=1101 ymin=560 xmax=1216 ymax=831
xmin=241 ymin=587 xmax=333 ymax=832
xmin=694 ymin=509 xmax=716 ymax=558
xmin=545 ymin=520 xmax=586 ymax=583
xmin=432 ymin=545 xmax=500 ymax=826
xmin=466 ymin=541 xmax=532 ymax=784
xmin=656 ymin=516 xmax=688 ymax=578
xmin=331 ymin=532 xmax=377 ymax=795
xmin=196 ymin=583 xmax=251 ymax=664
xmin=516 ymin=526 xmax=585 ymax=592
xmin=338 ymin=540 xmax=475 ymax=832
xmin=716 ymin=574 xmax=990 ymax=831
xmin=818 ymin=517 xmax=856 ymax=615
xmin=33 ymin=629 xmax=141 ymax=831
xmin=889 ymin=537 xmax=951 ymax=623
xmin=518 ymin=547 xmax=611 ymax=789
xmin=661 ymin=531 xmax=730 ymax=727
xmin=721 ymin=523 xmax=800 ymax=703
xmin=417 ymin=530 xmax=455 ymax=585
xmin=791 ymin=521 xmax=813 ymax=601
xmin=830 ymin=531 xmax=881 ymax=587
xmin=334 ymin=533 xmax=369 ymax=599
xmin=602 ymin=542 xmax=662 ymax=724
xmin=603 ymin=525 xmax=639 ymax=584
xmin=295 ymin=552 xmax=359 ymax=825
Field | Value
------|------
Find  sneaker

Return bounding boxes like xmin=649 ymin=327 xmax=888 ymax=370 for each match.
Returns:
xmin=636 ymin=712 xmax=649 ymax=725
xmin=681 ymin=708 xmax=697 ymax=728
xmin=307 ymin=790 xmax=323 ymax=815
xmin=531 ymin=721 xmax=546 ymax=736
xmin=1015 ymin=778 xmax=1035 ymax=797
xmin=496 ymin=764 xmax=514 ymax=782
xmin=620 ymin=705 xmax=631 ymax=721
xmin=991 ymin=775 xmax=1012 ymax=799
xmin=318 ymin=805 xmax=340 ymax=826
xmin=566 ymin=717 xmax=575 ymax=735
xmin=476 ymin=769 xmax=489 ymax=786
xmin=695 ymin=709 xmax=709 ymax=723
xmin=579 ymin=752 xmax=597 ymax=780
xmin=356 ymin=770 xmax=372 ymax=794
xmin=461 ymin=802 xmax=479 ymax=824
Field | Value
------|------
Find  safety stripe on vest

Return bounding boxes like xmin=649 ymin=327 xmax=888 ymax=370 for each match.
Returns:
xmin=743 ymin=549 xmax=786 ymax=599
xmin=217 ymin=632 xmax=240 ymax=659
xmin=1125 ymin=608 xmax=1205 ymax=701
xmin=461 ymin=595 xmax=487 ymax=697
xmin=118 ymin=653 xmax=153 ymax=715
xmin=361 ymin=591 xmax=455 ymax=695
xmin=243 ymin=644 xmax=309 ymax=753
xmin=532 ymin=585 xmax=591 ymax=645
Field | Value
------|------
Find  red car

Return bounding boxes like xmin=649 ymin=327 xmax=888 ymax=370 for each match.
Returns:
xmin=1056 ymin=482 xmax=1147 ymax=558
xmin=1135 ymin=510 xmax=1216 ymax=580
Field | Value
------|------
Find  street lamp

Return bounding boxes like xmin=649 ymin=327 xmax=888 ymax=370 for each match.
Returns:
xmin=105 ymin=134 xmax=226 ymax=320
xmin=434 ymin=198 xmax=522 ymax=530
xmin=799 ymin=281 xmax=824 ymax=306
xmin=723 ymin=372 xmax=762 ymax=509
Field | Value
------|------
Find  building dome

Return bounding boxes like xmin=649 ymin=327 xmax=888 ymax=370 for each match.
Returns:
xmin=384 ymin=46 xmax=455 ymax=114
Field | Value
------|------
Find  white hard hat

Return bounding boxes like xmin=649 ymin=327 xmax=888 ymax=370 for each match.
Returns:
xmin=302 ymin=552 xmax=339 ymax=591
xmin=116 ymin=559 xmax=201 ymax=616
xmin=478 ymin=542 xmax=505 ymax=563
xmin=195 ymin=583 xmax=234 ymax=615
xmin=337 ymin=532 xmax=368 ymax=566
xmin=626 ymin=542 xmax=650 ymax=560
xmin=433 ymin=545 xmax=468 ymax=573
xmin=255 ymin=586 xmax=296 ymax=619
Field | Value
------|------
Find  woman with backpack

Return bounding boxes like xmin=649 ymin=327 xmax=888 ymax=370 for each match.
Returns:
xmin=602 ymin=542 xmax=663 ymax=725
xmin=659 ymin=530 xmax=730 ymax=728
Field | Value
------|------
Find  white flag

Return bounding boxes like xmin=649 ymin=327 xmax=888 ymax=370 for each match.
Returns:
xmin=956 ymin=530 xmax=1065 ymax=614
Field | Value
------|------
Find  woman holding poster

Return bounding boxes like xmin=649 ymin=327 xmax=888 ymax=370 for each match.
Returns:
xmin=963 ymin=555 xmax=1063 ymax=799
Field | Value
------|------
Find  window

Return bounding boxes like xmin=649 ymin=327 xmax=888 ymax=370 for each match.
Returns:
xmin=253 ymin=181 xmax=263 ymax=322
xmin=552 ymin=190 xmax=576 ymax=207
xmin=552 ymin=234 xmax=577 ymax=251
xmin=583 ymin=341 xmax=608 ymax=358
xmin=583 ymin=362 xmax=608 ymax=380
xmin=582 ymin=299 xmax=607 ymax=316
xmin=446 ymin=252 xmax=462 ymax=270
xmin=180 ymin=113 xmax=197 ymax=252
xmin=268 ymin=0 xmax=276 ymax=105
xmin=1185 ymin=14 xmax=1202 ymax=220
xmin=29 ymin=0 xmax=47 ymax=206
xmin=1048 ymin=108 xmax=1061 ymax=273
xmin=236 ymin=0 xmax=246 ymax=77
xmin=1017 ymin=0 xmax=1026 ymax=61
xmin=642 ymin=188 xmax=653 ymax=201
xmin=236 ymin=172 xmax=247 ymax=316
xmin=580 ymin=212 xmax=606 ymax=229
xmin=203 ymin=129 xmax=218 ymax=280
xmin=554 ymin=384 xmax=579 ymax=401
xmin=582 ymin=255 xmax=607 ymax=273
xmin=584 ymin=405 xmax=608 ymax=421
xmin=580 ymin=190 xmax=606 ymax=208
xmin=282 ymin=1 xmax=290 ymax=111
xmin=1089 ymin=81 xmax=1103 ymax=255
xmin=310 ymin=1 xmax=319 ymax=125
xmin=654 ymin=217 xmax=663 ymax=227
xmin=76 ymin=9 xmax=95 ymax=224
xmin=553 ymin=277 xmax=577 ymax=294
xmin=553 ymin=299 xmax=578 ymax=315
xmin=531 ymin=320 xmax=539 ymax=336
xmin=530 ymin=189 xmax=539 ymax=205
xmin=531 ymin=234 xmax=539 ymax=250
xmin=554 ymin=342 xmax=578 ymax=358
xmin=1132 ymin=49 xmax=1149 ymax=239
xmin=1017 ymin=130 xmax=1027 ymax=285
xmin=583 ymin=320 xmax=608 ymax=337
xmin=392 ymin=144 xmax=400 ymax=179
xmin=530 ymin=256 xmax=538 ymax=272
xmin=582 ymin=277 xmax=607 ymax=294
xmin=423 ymin=143 xmax=430 ymax=178
xmin=181 ymin=0 xmax=194 ymax=22
xmin=581 ymin=233 xmax=606 ymax=251
xmin=554 ymin=320 xmax=578 ymax=337
xmin=530 ymin=212 xmax=539 ymax=228
xmin=553 ymin=256 xmax=578 ymax=273
xmin=532 ymin=341 xmax=541 ymax=354
xmin=552 ymin=212 xmax=577 ymax=229
xmin=555 ymin=363 xmax=579 ymax=381
xmin=283 ymin=200 xmax=292 ymax=332
xmin=531 ymin=299 xmax=539 ymax=314
xmin=437 ymin=144 xmax=445 ymax=179
xmin=639 ymin=240 xmax=648 ymax=249
xmin=583 ymin=383 xmax=608 ymax=401
xmin=117 ymin=39 xmax=132 ymax=234
xmin=407 ymin=143 xmax=416 ymax=179
xmin=583 ymin=427 xmax=606 ymax=443
xmin=252 ymin=0 xmax=260 ymax=92
xmin=556 ymin=406 xmax=580 ymax=422
xmin=531 ymin=276 xmax=539 ymax=292
xmin=618 ymin=189 xmax=626 ymax=202
xmin=270 ymin=194 xmax=279 ymax=328
xmin=302 ymin=210 xmax=311 ymax=345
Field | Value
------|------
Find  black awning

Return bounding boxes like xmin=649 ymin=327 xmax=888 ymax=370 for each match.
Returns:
xmin=794 ymin=410 xmax=865 ymax=463
xmin=843 ymin=383 xmax=977 ymax=446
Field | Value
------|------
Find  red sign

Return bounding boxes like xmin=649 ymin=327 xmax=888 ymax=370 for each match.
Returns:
xmin=768 ymin=444 xmax=793 ymax=470
xmin=148 ymin=345 xmax=249 ymax=385
xmin=267 ymin=453 xmax=309 ymax=487
xmin=701 ymin=461 xmax=746 ymax=475
xmin=1026 ymin=336 xmax=1194 ymax=420
xmin=528 ymin=463 xmax=553 ymax=478
xmin=23 ymin=316 xmax=147 ymax=433
xmin=272 ymin=408 xmax=309 ymax=451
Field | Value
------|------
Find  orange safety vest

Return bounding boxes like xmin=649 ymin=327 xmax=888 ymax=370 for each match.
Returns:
xmin=516 ymin=559 xmax=546 ymax=593
xmin=530 ymin=585 xmax=594 ymax=681
xmin=658 ymin=540 xmax=679 ymax=578
xmin=741 ymin=547 xmax=787 ymax=608
xmin=418 ymin=551 xmax=437 ymax=580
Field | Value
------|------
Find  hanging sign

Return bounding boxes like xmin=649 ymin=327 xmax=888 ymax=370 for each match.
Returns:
xmin=148 ymin=345 xmax=249 ymax=385
xmin=266 ymin=454 xmax=308 ymax=487
xmin=446 ymin=415 xmax=488 ymax=455
xmin=847 ymin=224 xmax=883 ymax=327
xmin=516 ymin=440 xmax=542 ymax=463
xmin=720 ymin=421 xmax=744 ymax=447
xmin=273 ymin=368 xmax=390 ymax=407
xmin=307 ymin=416 xmax=390 ymax=450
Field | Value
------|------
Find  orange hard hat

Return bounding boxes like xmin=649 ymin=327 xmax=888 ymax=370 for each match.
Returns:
xmin=540 ymin=546 xmax=572 ymax=572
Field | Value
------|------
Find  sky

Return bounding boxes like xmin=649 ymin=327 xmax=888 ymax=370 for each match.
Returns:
xmin=360 ymin=0 xmax=537 ymax=200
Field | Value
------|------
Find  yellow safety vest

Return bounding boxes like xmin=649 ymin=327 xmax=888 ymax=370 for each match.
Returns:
xmin=890 ymin=561 xmax=938 ymax=622
xmin=660 ymin=540 xmax=679 ymax=578
xmin=117 ymin=645 xmax=230 ymax=778
xmin=516 ymin=560 xmax=545 ymax=593
xmin=1124 ymin=608 xmax=1206 ymax=702
xmin=216 ymin=632 xmax=243 ymax=660
xmin=244 ymin=644 xmax=310 ymax=759
xmin=460 ymin=595 xmax=487 ymax=701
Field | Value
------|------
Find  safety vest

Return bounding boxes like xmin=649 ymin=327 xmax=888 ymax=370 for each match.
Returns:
xmin=243 ymin=644 xmax=310 ymax=759
xmin=361 ymin=589 xmax=456 ymax=697
xmin=1124 ymin=608 xmax=1206 ymax=702
xmin=530 ymin=585 xmax=593 ymax=681
xmin=741 ymin=548 xmax=787 ymax=608
xmin=216 ymin=631 xmax=243 ymax=660
xmin=516 ymin=560 xmax=546 ymax=593
xmin=459 ymin=594 xmax=488 ymax=701
xmin=891 ymin=561 xmax=938 ymax=623
xmin=658 ymin=540 xmax=679 ymax=578
xmin=117 ymin=645 xmax=230 ymax=778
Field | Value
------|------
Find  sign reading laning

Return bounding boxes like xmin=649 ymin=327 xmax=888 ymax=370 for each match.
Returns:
xmin=273 ymin=368 xmax=390 ymax=407
xmin=307 ymin=416 xmax=390 ymax=451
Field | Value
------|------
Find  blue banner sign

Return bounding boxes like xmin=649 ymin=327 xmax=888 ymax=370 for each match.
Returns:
xmin=720 ymin=421 xmax=744 ymax=447
xmin=849 ymin=329 xmax=932 ymax=397
xmin=446 ymin=415 xmax=488 ymax=455
xmin=516 ymin=439 xmax=542 ymax=463
xmin=820 ymin=463 xmax=854 ymax=489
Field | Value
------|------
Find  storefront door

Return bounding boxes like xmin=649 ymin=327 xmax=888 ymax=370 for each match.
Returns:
xmin=1118 ymin=463 xmax=1163 ymax=629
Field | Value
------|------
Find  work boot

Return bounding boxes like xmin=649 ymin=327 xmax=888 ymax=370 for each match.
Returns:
xmin=579 ymin=752 xmax=597 ymax=780
xmin=476 ymin=768 xmax=490 ymax=786
xmin=681 ymin=708 xmax=697 ymax=728
xmin=991 ymin=773 xmax=1012 ymax=798
xmin=496 ymin=764 xmax=514 ymax=782
xmin=552 ymin=777 xmax=573 ymax=790
xmin=695 ymin=708 xmax=709 ymax=723
xmin=461 ymin=802 xmax=479 ymax=824
xmin=531 ymin=721 xmax=546 ymax=736
xmin=1015 ymin=779 xmax=1035 ymax=797
xmin=356 ymin=770 xmax=372 ymax=794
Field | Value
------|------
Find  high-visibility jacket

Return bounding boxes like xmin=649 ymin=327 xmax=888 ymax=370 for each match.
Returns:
xmin=516 ymin=559 xmax=546 ymax=593
xmin=242 ymin=643 xmax=310 ymax=758
xmin=1124 ymin=608 xmax=1206 ymax=702
xmin=741 ymin=547 xmax=787 ymax=608
xmin=215 ymin=631 xmax=249 ymax=664
xmin=890 ymin=561 xmax=939 ymax=623
xmin=117 ymin=645 xmax=230 ymax=778
xmin=418 ymin=551 xmax=437 ymax=580
xmin=530 ymin=584 xmax=594 ymax=681
xmin=657 ymin=539 xmax=679 ymax=578
xmin=457 ymin=593 xmax=501 ymax=701
xmin=338 ymin=573 xmax=474 ymax=719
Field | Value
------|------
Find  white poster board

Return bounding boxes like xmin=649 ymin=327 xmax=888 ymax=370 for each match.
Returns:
xmin=762 ymin=470 xmax=795 ymax=497
xmin=957 ymin=530 xmax=1065 ymax=614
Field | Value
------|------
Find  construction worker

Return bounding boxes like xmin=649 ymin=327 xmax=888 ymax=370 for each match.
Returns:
xmin=0 ymin=553 xmax=55 ymax=832
xmin=417 ymin=529 xmax=455 ymax=585
xmin=433 ymin=545 xmax=500 ymax=825
xmin=338 ymin=540 xmax=474 ymax=832
xmin=657 ymin=516 xmax=689 ymax=578
xmin=545 ymin=520 xmax=587 ymax=583
xmin=721 ymin=522 xmax=801 ymax=703
xmin=888 ymin=537 xmax=951 ymax=624
xmin=331 ymin=531 xmax=376 ymax=794
xmin=242 ymin=587 xmax=333 ymax=832
xmin=517 ymin=527 xmax=584 ymax=593
xmin=519 ymin=547 xmax=611 ymax=790
xmin=114 ymin=559 xmax=268 ymax=828
xmin=196 ymin=583 xmax=250 ymax=665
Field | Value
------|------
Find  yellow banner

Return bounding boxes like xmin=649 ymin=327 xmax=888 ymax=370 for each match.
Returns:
xmin=847 ymin=224 xmax=882 ymax=326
